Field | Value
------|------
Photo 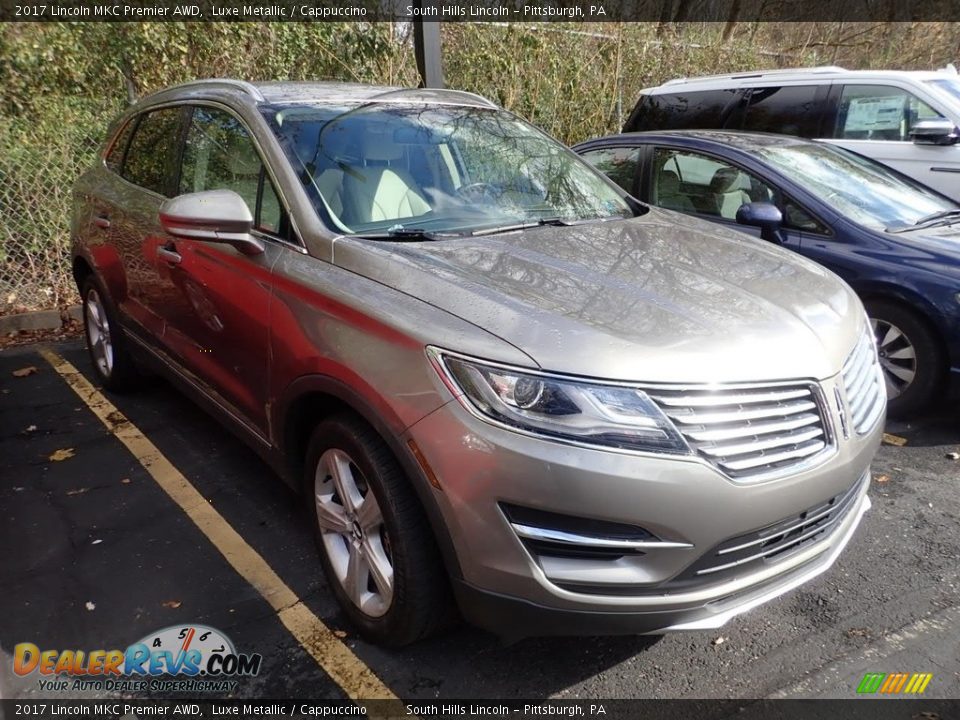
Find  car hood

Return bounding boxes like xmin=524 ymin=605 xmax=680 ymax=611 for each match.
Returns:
xmin=333 ymin=209 xmax=863 ymax=384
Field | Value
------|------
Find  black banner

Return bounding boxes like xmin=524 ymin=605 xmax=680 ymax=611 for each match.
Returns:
xmin=3 ymin=0 xmax=960 ymax=23
xmin=1 ymin=699 xmax=959 ymax=720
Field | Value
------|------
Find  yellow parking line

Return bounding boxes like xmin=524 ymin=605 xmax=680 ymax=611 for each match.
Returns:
xmin=39 ymin=348 xmax=398 ymax=702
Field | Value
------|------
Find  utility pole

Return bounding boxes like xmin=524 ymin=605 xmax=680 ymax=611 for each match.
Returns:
xmin=412 ymin=1 xmax=444 ymax=88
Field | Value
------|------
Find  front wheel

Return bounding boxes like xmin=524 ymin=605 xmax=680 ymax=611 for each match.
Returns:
xmin=865 ymin=300 xmax=944 ymax=417
xmin=304 ymin=413 xmax=452 ymax=646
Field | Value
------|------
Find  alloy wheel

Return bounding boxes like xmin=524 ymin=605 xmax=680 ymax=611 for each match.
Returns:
xmin=85 ymin=287 xmax=114 ymax=378
xmin=872 ymin=317 xmax=917 ymax=400
xmin=314 ymin=448 xmax=394 ymax=618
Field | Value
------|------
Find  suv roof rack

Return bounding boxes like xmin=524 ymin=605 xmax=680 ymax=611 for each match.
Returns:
xmin=160 ymin=78 xmax=266 ymax=102
xmin=371 ymin=87 xmax=498 ymax=109
xmin=662 ymin=66 xmax=847 ymax=86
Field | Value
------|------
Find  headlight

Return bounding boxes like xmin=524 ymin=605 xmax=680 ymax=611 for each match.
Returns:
xmin=428 ymin=348 xmax=690 ymax=454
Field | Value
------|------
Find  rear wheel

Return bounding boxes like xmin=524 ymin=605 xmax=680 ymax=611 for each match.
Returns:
xmin=81 ymin=276 xmax=142 ymax=392
xmin=865 ymin=299 xmax=943 ymax=417
xmin=304 ymin=413 xmax=451 ymax=646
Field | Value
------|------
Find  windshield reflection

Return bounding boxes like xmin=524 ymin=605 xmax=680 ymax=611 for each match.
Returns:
xmin=756 ymin=143 xmax=957 ymax=230
xmin=264 ymin=103 xmax=634 ymax=237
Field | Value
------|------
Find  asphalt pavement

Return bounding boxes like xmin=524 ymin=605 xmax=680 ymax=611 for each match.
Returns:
xmin=1 ymin=339 xmax=958 ymax=702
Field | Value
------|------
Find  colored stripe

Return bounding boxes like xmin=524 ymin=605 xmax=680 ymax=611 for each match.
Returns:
xmin=879 ymin=674 xmax=897 ymax=693
xmin=904 ymin=674 xmax=920 ymax=694
xmin=917 ymin=673 xmax=933 ymax=694
xmin=857 ymin=673 xmax=885 ymax=693
xmin=892 ymin=673 xmax=909 ymax=693
xmin=41 ymin=349 xmax=398 ymax=702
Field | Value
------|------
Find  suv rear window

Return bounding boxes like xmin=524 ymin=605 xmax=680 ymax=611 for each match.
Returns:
xmin=741 ymin=86 xmax=821 ymax=136
xmin=624 ymin=89 xmax=739 ymax=132
xmin=122 ymin=108 xmax=183 ymax=196
xmin=104 ymin=118 xmax=136 ymax=174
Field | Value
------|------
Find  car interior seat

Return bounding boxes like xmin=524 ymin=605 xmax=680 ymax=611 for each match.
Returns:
xmin=341 ymin=134 xmax=431 ymax=226
xmin=655 ymin=169 xmax=696 ymax=213
xmin=709 ymin=167 xmax=751 ymax=219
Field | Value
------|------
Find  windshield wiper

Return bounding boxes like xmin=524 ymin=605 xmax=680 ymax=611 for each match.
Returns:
xmin=358 ymin=227 xmax=457 ymax=242
xmin=469 ymin=216 xmax=604 ymax=236
xmin=889 ymin=208 xmax=960 ymax=233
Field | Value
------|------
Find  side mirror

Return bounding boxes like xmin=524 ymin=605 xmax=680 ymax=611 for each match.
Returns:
xmin=909 ymin=119 xmax=959 ymax=146
xmin=159 ymin=189 xmax=264 ymax=255
xmin=736 ymin=202 xmax=784 ymax=243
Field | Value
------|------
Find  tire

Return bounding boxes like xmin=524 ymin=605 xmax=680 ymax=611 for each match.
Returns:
xmin=80 ymin=275 xmax=142 ymax=392
xmin=864 ymin=299 xmax=944 ymax=417
xmin=304 ymin=413 xmax=452 ymax=646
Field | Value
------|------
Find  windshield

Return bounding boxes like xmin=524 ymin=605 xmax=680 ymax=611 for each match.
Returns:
xmin=754 ymin=142 xmax=957 ymax=230
xmin=263 ymin=102 xmax=634 ymax=237
xmin=928 ymin=77 xmax=960 ymax=103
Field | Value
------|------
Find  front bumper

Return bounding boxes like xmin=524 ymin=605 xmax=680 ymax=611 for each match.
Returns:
xmin=405 ymin=376 xmax=881 ymax=638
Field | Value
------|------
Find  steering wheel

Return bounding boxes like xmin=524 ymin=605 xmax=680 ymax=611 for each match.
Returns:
xmin=456 ymin=182 xmax=504 ymax=204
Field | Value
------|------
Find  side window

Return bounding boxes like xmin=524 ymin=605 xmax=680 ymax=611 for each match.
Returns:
xmin=579 ymin=146 xmax=641 ymax=194
xmin=742 ymin=86 xmax=821 ymax=136
xmin=834 ymin=85 xmax=946 ymax=141
xmin=180 ymin=106 xmax=285 ymax=235
xmin=652 ymin=147 xmax=775 ymax=220
xmin=104 ymin=118 xmax=136 ymax=174
xmin=122 ymin=108 xmax=183 ymax=195
xmin=626 ymin=90 xmax=739 ymax=131
xmin=783 ymin=197 xmax=829 ymax=235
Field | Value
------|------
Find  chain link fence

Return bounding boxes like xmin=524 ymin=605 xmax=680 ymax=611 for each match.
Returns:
xmin=0 ymin=109 xmax=106 ymax=315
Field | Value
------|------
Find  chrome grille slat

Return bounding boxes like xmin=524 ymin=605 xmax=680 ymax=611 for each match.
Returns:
xmin=650 ymin=383 xmax=832 ymax=480
xmin=685 ymin=414 xmax=820 ymax=442
xmin=842 ymin=329 xmax=885 ymax=435
xmin=651 ymin=388 xmax=809 ymax=407
xmin=700 ymin=427 xmax=824 ymax=458
xmin=688 ymin=475 xmax=866 ymax=578
xmin=667 ymin=399 xmax=817 ymax=426
xmin=718 ymin=439 xmax=826 ymax=472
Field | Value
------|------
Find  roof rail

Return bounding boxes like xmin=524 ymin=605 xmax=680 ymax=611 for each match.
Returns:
xmin=158 ymin=79 xmax=266 ymax=102
xmin=371 ymin=87 xmax=498 ymax=109
xmin=662 ymin=66 xmax=847 ymax=86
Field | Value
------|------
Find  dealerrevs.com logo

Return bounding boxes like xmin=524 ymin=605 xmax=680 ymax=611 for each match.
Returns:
xmin=14 ymin=624 xmax=262 ymax=693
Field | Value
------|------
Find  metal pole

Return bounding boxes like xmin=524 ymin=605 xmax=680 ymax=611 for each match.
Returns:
xmin=412 ymin=4 xmax=444 ymax=89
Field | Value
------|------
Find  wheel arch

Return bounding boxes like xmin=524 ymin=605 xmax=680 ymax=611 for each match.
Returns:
xmin=273 ymin=375 xmax=463 ymax=579
xmin=853 ymin=281 xmax=950 ymax=367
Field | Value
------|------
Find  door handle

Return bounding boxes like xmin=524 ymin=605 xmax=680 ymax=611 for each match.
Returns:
xmin=157 ymin=246 xmax=182 ymax=265
xmin=93 ymin=214 xmax=111 ymax=229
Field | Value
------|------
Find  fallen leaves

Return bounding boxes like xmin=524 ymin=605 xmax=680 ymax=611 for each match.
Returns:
xmin=711 ymin=636 xmax=726 ymax=647
xmin=48 ymin=448 xmax=75 ymax=462
xmin=162 ymin=600 xmax=182 ymax=609
xmin=333 ymin=630 xmax=348 ymax=639
xmin=882 ymin=433 xmax=908 ymax=447
xmin=874 ymin=474 xmax=890 ymax=484
xmin=12 ymin=366 xmax=38 ymax=377
xmin=845 ymin=627 xmax=870 ymax=638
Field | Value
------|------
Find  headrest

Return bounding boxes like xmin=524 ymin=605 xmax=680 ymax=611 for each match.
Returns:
xmin=362 ymin=133 xmax=404 ymax=162
xmin=659 ymin=169 xmax=680 ymax=194
xmin=709 ymin=167 xmax=740 ymax=193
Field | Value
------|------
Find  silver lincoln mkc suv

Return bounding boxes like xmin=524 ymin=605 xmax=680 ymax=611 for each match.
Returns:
xmin=71 ymin=80 xmax=884 ymax=646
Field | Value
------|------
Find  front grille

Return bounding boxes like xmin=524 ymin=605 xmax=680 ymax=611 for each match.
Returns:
xmin=670 ymin=474 xmax=866 ymax=586
xmin=648 ymin=383 xmax=832 ymax=480
xmin=842 ymin=330 xmax=885 ymax=434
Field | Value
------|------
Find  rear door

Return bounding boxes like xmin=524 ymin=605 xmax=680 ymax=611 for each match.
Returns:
xmin=110 ymin=106 xmax=188 ymax=341
xmin=736 ymin=84 xmax=828 ymax=137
